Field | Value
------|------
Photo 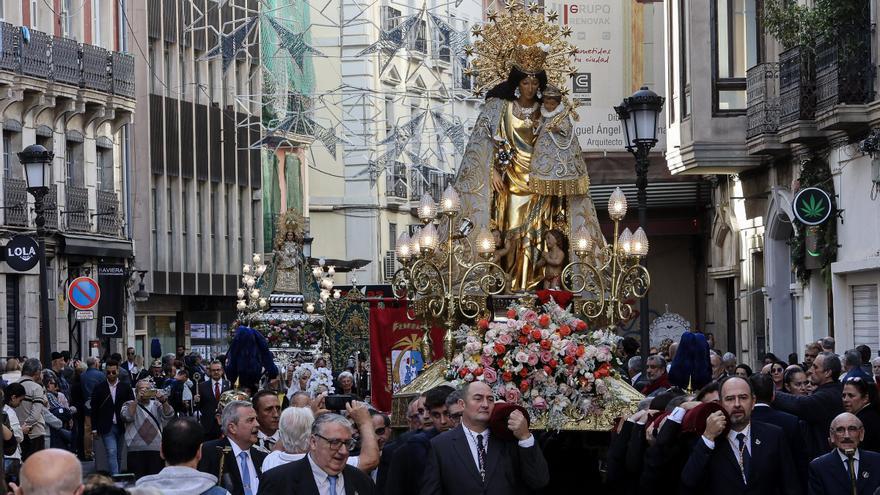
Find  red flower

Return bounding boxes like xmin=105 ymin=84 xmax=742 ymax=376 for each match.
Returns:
xmin=518 ymin=336 xmax=528 ymax=345
xmin=540 ymin=339 xmax=551 ymax=350
xmin=530 ymin=329 xmax=543 ymax=341
xmin=593 ymin=363 xmax=611 ymax=379
xmin=459 ymin=368 xmax=469 ymax=378
xmin=494 ymin=343 xmax=506 ymax=355
xmin=558 ymin=325 xmax=571 ymax=337
xmin=473 ymin=367 xmax=484 ymax=377
xmin=538 ymin=314 xmax=551 ymax=327
xmin=576 ymin=345 xmax=585 ymax=357
xmin=549 ymin=358 xmax=558 ymax=368
xmin=502 ymin=371 xmax=513 ymax=382
xmin=576 ymin=320 xmax=587 ymax=331
xmin=507 ymin=308 xmax=517 ymax=319
xmin=519 ymin=380 xmax=530 ymax=392
xmin=497 ymin=358 xmax=506 ymax=368
xmin=519 ymin=368 xmax=529 ymax=378
xmin=564 ymin=355 xmax=575 ymax=366
xmin=543 ymin=365 xmax=552 ymax=375
xmin=478 ymin=319 xmax=489 ymax=330
xmin=521 ymin=326 xmax=530 ymax=335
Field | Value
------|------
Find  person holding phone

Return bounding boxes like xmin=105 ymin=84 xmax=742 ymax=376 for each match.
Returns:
xmin=121 ymin=380 xmax=176 ymax=479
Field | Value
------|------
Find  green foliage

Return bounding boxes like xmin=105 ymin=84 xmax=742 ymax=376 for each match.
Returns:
xmin=763 ymin=0 xmax=868 ymax=50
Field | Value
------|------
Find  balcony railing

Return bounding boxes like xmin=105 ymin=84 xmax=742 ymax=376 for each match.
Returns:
xmin=0 ymin=22 xmax=135 ymax=99
xmin=815 ymin=32 xmax=874 ymax=114
xmin=96 ymin=189 xmax=122 ymax=235
xmin=746 ymin=63 xmax=780 ymax=139
xmin=386 ymin=169 xmax=408 ymax=199
xmin=2 ymin=177 xmax=28 ymax=226
xmin=44 ymin=184 xmax=58 ymax=230
xmin=779 ymin=46 xmax=817 ymax=127
xmin=411 ymin=37 xmax=428 ymax=55
xmin=65 ymin=184 xmax=90 ymax=232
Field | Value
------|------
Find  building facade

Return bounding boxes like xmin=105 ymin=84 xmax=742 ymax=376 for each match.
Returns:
xmin=665 ymin=0 xmax=880 ymax=366
xmin=0 ymin=1 xmax=136 ymax=358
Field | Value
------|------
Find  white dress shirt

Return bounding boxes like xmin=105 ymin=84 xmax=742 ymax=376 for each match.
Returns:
xmin=837 ymin=448 xmax=860 ymax=478
xmin=229 ymin=441 xmax=259 ymax=494
xmin=462 ymin=425 xmax=535 ymax=474
xmin=308 ymin=453 xmax=345 ymax=495
xmin=109 ymin=381 xmax=119 ymax=424
xmin=256 ymin=430 xmax=280 ymax=452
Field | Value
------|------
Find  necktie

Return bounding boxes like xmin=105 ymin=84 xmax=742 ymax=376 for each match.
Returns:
xmin=847 ymin=457 xmax=857 ymax=495
xmin=262 ymin=437 xmax=275 ymax=451
xmin=239 ymin=451 xmax=253 ymax=495
xmin=476 ymin=434 xmax=486 ymax=483
xmin=736 ymin=433 xmax=751 ymax=484
xmin=328 ymin=474 xmax=338 ymax=495
xmin=214 ymin=382 xmax=220 ymax=401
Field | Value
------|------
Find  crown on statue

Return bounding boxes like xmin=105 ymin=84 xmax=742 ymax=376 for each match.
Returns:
xmin=511 ymin=34 xmax=549 ymax=75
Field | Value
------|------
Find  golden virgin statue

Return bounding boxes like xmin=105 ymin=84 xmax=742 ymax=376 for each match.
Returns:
xmin=273 ymin=209 xmax=306 ymax=293
xmin=453 ymin=4 xmax=604 ymax=292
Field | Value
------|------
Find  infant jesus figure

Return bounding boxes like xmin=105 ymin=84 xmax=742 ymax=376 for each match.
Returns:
xmin=535 ymin=229 xmax=568 ymax=290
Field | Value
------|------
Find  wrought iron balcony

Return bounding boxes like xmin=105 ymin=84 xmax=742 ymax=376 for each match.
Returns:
xmin=746 ymin=63 xmax=780 ymax=140
xmin=779 ymin=46 xmax=816 ymax=126
xmin=96 ymin=189 xmax=123 ymax=236
xmin=386 ymin=170 xmax=408 ymax=200
xmin=815 ymin=32 xmax=874 ymax=115
xmin=2 ymin=177 xmax=28 ymax=227
xmin=0 ymin=22 xmax=135 ymax=99
xmin=64 ymin=184 xmax=91 ymax=232
xmin=44 ymin=184 xmax=58 ymax=230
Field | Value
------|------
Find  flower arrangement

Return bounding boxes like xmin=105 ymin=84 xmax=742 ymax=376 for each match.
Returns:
xmin=449 ymin=301 xmax=624 ymax=430
xmin=229 ymin=319 xmax=324 ymax=349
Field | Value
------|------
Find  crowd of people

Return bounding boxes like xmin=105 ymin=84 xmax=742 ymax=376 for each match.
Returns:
xmin=616 ymin=334 xmax=880 ymax=494
xmin=4 ymin=333 xmax=880 ymax=494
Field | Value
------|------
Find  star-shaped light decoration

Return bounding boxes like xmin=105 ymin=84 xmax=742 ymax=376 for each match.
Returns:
xmin=355 ymin=10 xmax=424 ymax=74
xmin=427 ymin=13 xmax=471 ymax=63
xmin=431 ymin=110 xmax=466 ymax=154
xmin=505 ymin=0 xmax=518 ymax=12
xmin=202 ymin=16 xmax=259 ymax=73
xmin=464 ymin=45 xmax=474 ymax=57
xmin=487 ymin=9 xmax=498 ymax=22
xmin=561 ymin=25 xmax=573 ymax=37
xmin=255 ymin=108 xmax=348 ymax=159
xmin=546 ymin=10 xmax=559 ymax=22
xmin=528 ymin=2 xmax=541 ymax=13
xmin=266 ymin=17 xmax=325 ymax=72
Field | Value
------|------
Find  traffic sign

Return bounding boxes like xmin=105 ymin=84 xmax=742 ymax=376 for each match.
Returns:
xmin=793 ymin=187 xmax=833 ymax=226
xmin=68 ymin=277 xmax=100 ymax=310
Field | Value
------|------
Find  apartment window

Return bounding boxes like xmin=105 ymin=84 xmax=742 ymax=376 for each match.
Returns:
xmin=96 ymin=145 xmax=113 ymax=191
xmin=381 ymin=6 xmax=402 ymax=31
xmin=151 ymin=186 xmax=159 ymax=270
xmin=680 ymin=0 xmax=691 ymax=118
xmin=182 ymin=180 xmax=190 ymax=271
xmin=713 ymin=0 xmax=759 ymax=113
xmin=30 ymin=0 xmax=38 ymax=29
xmin=62 ymin=0 xmax=75 ymax=39
xmin=179 ymin=54 xmax=187 ymax=99
xmin=385 ymin=97 xmax=395 ymax=134
xmin=389 ymin=223 xmax=397 ymax=248
xmin=2 ymin=131 xmax=20 ymax=178
xmin=211 ymin=183 xmax=219 ymax=240
xmin=196 ymin=183 xmax=203 ymax=237
xmin=92 ymin=0 xmax=102 ymax=47
xmin=65 ymin=141 xmax=84 ymax=186
xmin=194 ymin=57 xmax=203 ymax=104
xmin=164 ymin=45 xmax=172 ymax=97
xmin=149 ymin=43 xmax=158 ymax=93
xmin=166 ymin=185 xmax=173 ymax=234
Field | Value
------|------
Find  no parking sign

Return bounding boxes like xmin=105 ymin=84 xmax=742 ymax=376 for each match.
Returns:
xmin=68 ymin=277 xmax=100 ymax=310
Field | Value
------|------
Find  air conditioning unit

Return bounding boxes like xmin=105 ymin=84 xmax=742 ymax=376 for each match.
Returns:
xmin=383 ymin=250 xmax=397 ymax=281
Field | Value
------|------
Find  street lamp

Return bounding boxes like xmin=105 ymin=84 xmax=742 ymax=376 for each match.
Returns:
xmin=615 ymin=86 xmax=664 ymax=369
xmin=18 ymin=144 xmax=54 ymax=365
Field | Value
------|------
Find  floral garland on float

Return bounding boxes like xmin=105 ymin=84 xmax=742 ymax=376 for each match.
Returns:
xmin=448 ymin=300 xmax=629 ymax=431
xmin=229 ymin=318 xmax=324 ymax=348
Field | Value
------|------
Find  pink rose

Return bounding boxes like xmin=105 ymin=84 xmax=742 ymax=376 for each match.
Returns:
xmin=483 ymin=367 xmax=498 ymax=383
xmin=532 ymin=396 xmax=547 ymax=410
xmin=497 ymin=333 xmax=513 ymax=345
xmin=523 ymin=310 xmax=538 ymax=322
xmin=540 ymin=350 xmax=553 ymax=363
xmin=481 ymin=354 xmax=494 ymax=367
xmin=504 ymin=386 xmax=522 ymax=403
xmin=527 ymin=353 xmax=539 ymax=367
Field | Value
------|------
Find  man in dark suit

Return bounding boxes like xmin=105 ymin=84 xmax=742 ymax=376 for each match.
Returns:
xmin=773 ymin=351 xmax=844 ymax=459
xmin=90 ymin=359 xmax=134 ymax=475
xmin=749 ymin=373 xmax=809 ymax=489
xmin=808 ymin=412 xmax=880 ymax=495
xmin=257 ymin=412 xmax=374 ymax=495
xmin=198 ymin=400 xmax=266 ymax=495
xmin=196 ymin=360 xmax=231 ymax=440
xmin=843 ymin=350 xmax=873 ymax=383
xmin=420 ymin=381 xmax=550 ymax=495
xmin=681 ymin=376 xmax=799 ymax=495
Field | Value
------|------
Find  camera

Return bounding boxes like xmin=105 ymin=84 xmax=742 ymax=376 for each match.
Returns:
xmin=325 ymin=394 xmax=354 ymax=411
xmin=142 ymin=389 xmax=158 ymax=399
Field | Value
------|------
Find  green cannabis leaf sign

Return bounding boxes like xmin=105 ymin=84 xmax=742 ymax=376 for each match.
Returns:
xmin=793 ymin=187 xmax=833 ymax=226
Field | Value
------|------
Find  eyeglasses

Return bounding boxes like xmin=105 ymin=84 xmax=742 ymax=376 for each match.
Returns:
xmin=314 ymin=433 xmax=356 ymax=451
xmin=772 ymin=368 xmax=784 ymax=374
xmin=833 ymin=425 xmax=864 ymax=435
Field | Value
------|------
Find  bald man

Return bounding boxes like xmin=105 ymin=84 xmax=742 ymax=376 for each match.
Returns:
xmin=10 ymin=448 xmax=84 ymax=495
xmin=808 ymin=412 xmax=880 ymax=495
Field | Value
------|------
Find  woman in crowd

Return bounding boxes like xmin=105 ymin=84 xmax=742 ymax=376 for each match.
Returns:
xmin=1 ymin=386 xmax=23 ymax=486
xmin=338 ymin=371 xmax=359 ymax=399
xmin=769 ymin=362 xmax=786 ymax=391
xmin=734 ymin=364 xmax=753 ymax=379
xmin=41 ymin=371 xmax=72 ymax=450
xmin=842 ymin=376 xmax=880 ymax=451
xmin=285 ymin=365 xmax=313 ymax=398
xmin=261 ymin=406 xmax=314 ymax=472
xmin=783 ymin=366 xmax=810 ymax=396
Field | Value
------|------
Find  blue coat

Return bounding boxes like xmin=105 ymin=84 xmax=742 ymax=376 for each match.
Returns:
xmin=80 ymin=368 xmax=104 ymax=410
xmin=807 ymin=448 xmax=880 ymax=495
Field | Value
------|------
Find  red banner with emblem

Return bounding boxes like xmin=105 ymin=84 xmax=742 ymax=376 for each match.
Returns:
xmin=369 ymin=305 xmax=445 ymax=413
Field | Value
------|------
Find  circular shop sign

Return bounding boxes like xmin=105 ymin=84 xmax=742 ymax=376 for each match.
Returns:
xmin=792 ymin=187 xmax=833 ymax=226
xmin=4 ymin=235 xmax=39 ymax=272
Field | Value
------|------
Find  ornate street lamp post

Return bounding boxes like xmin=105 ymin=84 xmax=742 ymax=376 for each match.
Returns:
xmin=615 ymin=86 xmax=665 ymax=368
xmin=18 ymin=144 xmax=54 ymax=365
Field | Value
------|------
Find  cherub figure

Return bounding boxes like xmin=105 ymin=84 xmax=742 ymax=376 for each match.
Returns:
xmin=535 ymin=229 xmax=568 ymax=289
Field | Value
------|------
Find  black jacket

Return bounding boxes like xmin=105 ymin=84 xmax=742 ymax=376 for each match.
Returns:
xmin=751 ymin=404 xmax=809 ymax=489
xmin=197 ymin=379 xmax=231 ymax=439
xmin=257 ymin=455 xmax=375 ymax=495
xmin=89 ymin=380 xmax=134 ymax=435
xmin=807 ymin=448 xmax=880 ymax=495
xmin=385 ymin=428 xmax=439 ymax=495
xmin=773 ymin=381 xmax=844 ymax=459
xmin=680 ymin=421 xmax=799 ymax=495
xmin=640 ymin=417 xmax=694 ymax=495
xmin=856 ymin=406 xmax=880 ymax=453
xmin=420 ymin=425 xmax=549 ymax=495
xmin=197 ymin=437 xmax=266 ymax=495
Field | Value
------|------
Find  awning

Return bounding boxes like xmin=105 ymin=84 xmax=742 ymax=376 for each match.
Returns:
xmin=60 ymin=233 xmax=133 ymax=259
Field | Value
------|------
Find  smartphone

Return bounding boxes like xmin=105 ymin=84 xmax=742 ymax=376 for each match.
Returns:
xmin=325 ymin=394 xmax=354 ymax=411
xmin=142 ymin=389 xmax=157 ymax=399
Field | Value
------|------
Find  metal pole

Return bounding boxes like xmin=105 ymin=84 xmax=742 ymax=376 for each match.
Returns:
xmin=34 ymin=188 xmax=51 ymax=366
xmin=635 ymin=144 xmax=651 ymax=368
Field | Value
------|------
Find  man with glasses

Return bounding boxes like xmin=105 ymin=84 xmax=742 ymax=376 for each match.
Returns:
xmin=257 ymin=413 xmax=375 ymax=495
xmin=445 ymin=390 xmax=464 ymax=428
xmin=89 ymin=359 xmax=134 ymax=474
xmin=808 ymin=412 xmax=880 ymax=495
xmin=386 ymin=386 xmax=455 ymax=495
